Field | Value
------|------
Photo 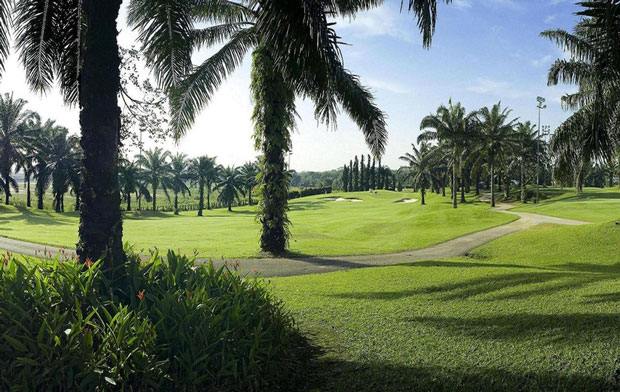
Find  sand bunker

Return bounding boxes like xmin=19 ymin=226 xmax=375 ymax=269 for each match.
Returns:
xmin=395 ymin=198 xmax=419 ymax=204
xmin=323 ymin=197 xmax=363 ymax=202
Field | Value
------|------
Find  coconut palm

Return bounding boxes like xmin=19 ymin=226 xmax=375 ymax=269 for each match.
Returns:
xmin=514 ymin=121 xmax=539 ymax=203
xmin=169 ymin=153 xmax=191 ymax=215
xmin=119 ymin=158 xmax=151 ymax=211
xmin=216 ymin=166 xmax=245 ymax=212
xmin=239 ymin=161 xmax=259 ymax=206
xmin=188 ymin=155 xmax=219 ymax=216
xmin=0 ymin=93 xmax=37 ymax=205
xmin=136 ymin=147 xmax=172 ymax=211
xmin=471 ymin=103 xmax=519 ymax=207
xmin=400 ymin=142 xmax=436 ymax=205
xmin=34 ymin=125 xmax=81 ymax=212
xmin=128 ymin=0 xmax=450 ymax=254
xmin=418 ymin=100 xmax=478 ymax=208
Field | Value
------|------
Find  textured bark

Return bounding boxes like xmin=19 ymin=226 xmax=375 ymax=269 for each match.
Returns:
xmin=421 ymin=187 xmax=426 ymax=205
xmin=198 ymin=180 xmax=204 ymax=216
xmin=174 ymin=193 xmax=179 ymax=215
xmin=76 ymin=0 xmax=125 ymax=276
xmin=252 ymin=46 xmax=294 ymax=254
xmin=152 ymin=184 xmax=157 ymax=210
xmin=26 ymin=176 xmax=31 ymax=207
xmin=126 ymin=194 xmax=131 ymax=211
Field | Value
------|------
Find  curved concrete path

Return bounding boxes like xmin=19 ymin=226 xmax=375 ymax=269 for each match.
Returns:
xmin=0 ymin=203 xmax=588 ymax=277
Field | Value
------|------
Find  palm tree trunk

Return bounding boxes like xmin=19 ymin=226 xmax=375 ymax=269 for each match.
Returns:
xmin=520 ymin=160 xmax=527 ymax=203
xmin=37 ymin=183 xmax=44 ymax=210
xmin=174 ymin=193 xmax=179 ymax=215
xmin=26 ymin=175 xmax=31 ymax=207
xmin=198 ymin=181 xmax=204 ymax=216
xmin=475 ymin=173 xmax=480 ymax=196
xmin=421 ymin=186 xmax=426 ymax=205
xmin=248 ymin=187 xmax=253 ymax=206
xmin=490 ymin=156 xmax=496 ymax=208
xmin=503 ymin=173 xmax=510 ymax=199
xmin=253 ymin=46 xmax=294 ymax=255
xmin=3 ymin=171 xmax=9 ymax=205
xmin=76 ymin=0 xmax=125 ymax=274
xmin=152 ymin=184 xmax=157 ymax=210
xmin=74 ymin=189 xmax=80 ymax=211
xmin=460 ymin=175 xmax=465 ymax=203
xmin=228 ymin=203 xmax=232 ymax=212
xmin=452 ymin=160 xmax=457 ymax=209
xmin=126 ymin=194 xmax=131 ymax=211
xmin=207 ymin=186 xmax=211 ymax=210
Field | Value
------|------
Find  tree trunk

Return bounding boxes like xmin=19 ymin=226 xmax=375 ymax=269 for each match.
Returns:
xmin=37 ymin=183 xmax=44 ymax=210
xmin=248 ymin=187 xmax=253 ymax=206
xmin=452 ymin=160 xmax=457 ymax=209
xmin=26 ymin=175 xmax=31 ymax=207
xmin=207 ymin=186 xmax=211 ymax=210
xmin=55 ymin=192 xmax=61 ymax=213
xmin=74 ymin=189 xmax=80 ymax=212
xmin=475 ymin=174 xmax=480 ymax=196
xmin=152 ymin=184 xmax=157 ymax=210
xmin=253 ymin=46 xmax=294 ymax=255
xmin=126 ymin=193 xmax=131 ymax=211
xmin=3 ymin=170 xmax=9 ymax=205
xmin=76 ymin=0 xmax=125 ymax=276
xmin=520 ymin=160 xmax=527 ymax=203
xmin=198 ymin=181 xmax=204 ymax=216
xmin=490 ymin=156 xmax=496 ymax=207
xmin=503 ymin=173 xmax=510 ymax=199
xmin=174 ymin=193 xmax=179 ymax=215
xmin=421 ymin=187 xmax=426 ymax=205
xmin=228 ymin=203 xmax=232 ymax=212
xmin=460 ymin=175 xmax=465 ymax=203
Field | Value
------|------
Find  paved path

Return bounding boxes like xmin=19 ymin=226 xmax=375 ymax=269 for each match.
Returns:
xmin=0 ymin=203 xmax=588 ymax=277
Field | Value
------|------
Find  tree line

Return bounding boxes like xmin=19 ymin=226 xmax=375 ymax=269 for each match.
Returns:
xmin=341 ymin=154 xmax=400 ymax=192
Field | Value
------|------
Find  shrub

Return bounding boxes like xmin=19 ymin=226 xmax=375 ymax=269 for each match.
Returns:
xmin=288 ymin=186 xmax=332 ymax=200
xmin=0 ymin=250 xmax=313 ymax=391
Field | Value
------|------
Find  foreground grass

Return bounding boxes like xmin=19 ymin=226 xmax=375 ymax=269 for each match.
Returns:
xmin=272 ymin=221 xmax=620 ymax=391
xmin=0 ymin=191 xmax=514 ymax=258
xmin=513 ymin=186 xmax=620 ymax=223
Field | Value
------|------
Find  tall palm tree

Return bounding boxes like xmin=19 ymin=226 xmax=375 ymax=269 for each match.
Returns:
xmin=399 ymin=142 xmax=436 ymax=205
xmin=128 ymin=0 xmax=450 ymax=254
xmin=216 ymin=166 xmax=245 ymax=212
xmin=17 ymin=115 xmax=43 ymax=208
xmin=418 ymin=100 xmax=478 ymax=208
xmin=0 ymin=0 xmax=126 ymax=272
xmin=188 ymin=155 xmax=219 ymax=216
xmin=119 ymin=158 xmax=151 ymax=212
xmin=472 ymin=102 xmax=519 ymax=207
xmin=137 ymin=147 xmax=172 ymax=211
xmin=515 ymin=121 xmax=539 ymax=203
xmin=34 ymin=125 xmax=81 ymax=213
xmin=239 ymin=161 xmax=259 ymax=206
xmin=169 ymin=153 xmax=191 ymax=215
xmin=0 ymin=93 xmax=37 ymax=205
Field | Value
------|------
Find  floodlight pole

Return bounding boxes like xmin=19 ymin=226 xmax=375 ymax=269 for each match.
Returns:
xmin=536 ymin=96 xmax=546 ymax=204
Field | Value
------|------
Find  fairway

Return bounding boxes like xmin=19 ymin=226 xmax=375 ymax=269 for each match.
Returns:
xmin=0 ymin=191 xmax=515 ymax=259
xmin=272 ymin=219 xmax=620 ymax=391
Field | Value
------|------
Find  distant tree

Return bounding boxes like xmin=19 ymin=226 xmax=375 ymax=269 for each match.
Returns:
xmin=240 ymin=161 xmax=259 ymax=206
xmin=137 ymin=147 xmax=172 ymax=210
xmin=360 ymin=155 xmax=366 ymax=191
xmin=515 ymin=121 xmax=539 ymax=203
xmin=119 ymin=158 xmax=151 ymax=211
xmin=353 ymin=156 xmax=359 ymax=191
xmin=169 ymin=153 xmax=191 ymax=215
xmin=0 ymin=93 xmax=37 ymax=205
xmin=342 ymin=164 xmax=349 ymax=192
xmin=371 ymin=157 xmax=376 ymax=189
xmin=216 ymin=166 xmax=245 ymax=212
xmin=188 ymin=156 xmax=218 ymax=216
xmin=348 ymin=160 xmax=354 ymax=192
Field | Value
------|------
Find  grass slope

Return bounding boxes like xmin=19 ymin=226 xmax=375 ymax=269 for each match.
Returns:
xmin=513 ymin=187 xmax=620 ymax=223
xmin=0 ymin=191 xmax=514 ymax=259
xmin=272 ymin=221 xmax=620 ymax=391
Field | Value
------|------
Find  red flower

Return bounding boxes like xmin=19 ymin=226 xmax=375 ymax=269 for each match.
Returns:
xmin=84 ymin=258 xmax=94 ymax=268
xmin=138 ymin=290 xmax=145 ymax=302
xmin=1 ymin=258 xmax=7 ymax=266
xmin=84 ymin=327 xmax=90 ymax=335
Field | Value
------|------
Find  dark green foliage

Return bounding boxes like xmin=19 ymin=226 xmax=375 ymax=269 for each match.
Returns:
xmin=353 ymin=156 xmax=359 ymax=191
xmin=371 ymin=158 xmax=376 ymax=190
xmin=342 ymin=164 xmax=349 ymax=192
xmin=288 ymin=186 xmax=332 ymax=200
xmin=216 ymin=166 xmax=245 ymax=211
xmin=360 ymin=155 xmax=365 ymax=191
xmin=0 ymin=250 xmax=313 ymax=391
xmin=348 ymin=159 xmax=354 ymax=192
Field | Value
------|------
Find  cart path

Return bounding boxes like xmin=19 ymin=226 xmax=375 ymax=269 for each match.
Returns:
xmin=0 ymin=204 xmax=588 ymax=277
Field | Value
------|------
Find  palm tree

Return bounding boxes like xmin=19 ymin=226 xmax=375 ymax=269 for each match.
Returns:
xmin=216 ymin=166 xmax=245 ymax=212
xmin=34 ymin=125 xmax=81 ymax=213
xmin=239 ymin=161 xmax=259 ymax=206
xmin=119 ymin=159 xmax=151 ymax=211
xmin=0 ymin=93 xmax=37 ymax=205
xmin=418 ymin=100 xmax=478 ymax=208
xmin=0 ymin=0 xmax=126 ymax=271
xmin=188 ymin=156 xmax=219 ymax=216
xmin=137 ymin=147 xmax=172 ymax=211
xmin=169 ymin=153 xmax=191 ymax=215
xmin=17 ymin=116 xmax=43 ymax=208
xmin=128 ymin=0 xmax=450 ymax=255
xmin=472 ymin=102 xmax=519 ymax=207
xmin=400 ymin=142 xmax=436 ymax=205
xmin=515 ymin=121 xmax=539 ymax=203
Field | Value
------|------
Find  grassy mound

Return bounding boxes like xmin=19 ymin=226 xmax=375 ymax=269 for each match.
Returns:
xmin=272 ymin=221 xmax=620 ymax=391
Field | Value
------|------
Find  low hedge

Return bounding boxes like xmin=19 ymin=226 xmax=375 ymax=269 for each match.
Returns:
xmin=288 ymin=186 xmax=332 ymax=200
xmin=0 ymin=250 xmax=314 ymax=391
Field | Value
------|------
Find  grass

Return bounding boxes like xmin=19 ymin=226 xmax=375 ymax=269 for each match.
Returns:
xmin=271 ymin=220 xmax=620 ymax=391
xmin=512 ymin=186 xmax=620 ymax=223
xmin=0 ymin=190 xmax=514 ymax=259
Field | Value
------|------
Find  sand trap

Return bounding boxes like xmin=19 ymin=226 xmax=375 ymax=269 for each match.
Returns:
xmin=395 ymin=198 xmax=419 ymax=204
xmin=323 ymin=197 xmax=363 ymax=202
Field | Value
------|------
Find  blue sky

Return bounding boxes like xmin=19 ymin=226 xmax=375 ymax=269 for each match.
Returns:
xmin=0 ymin=0 xmax=582 ymax=171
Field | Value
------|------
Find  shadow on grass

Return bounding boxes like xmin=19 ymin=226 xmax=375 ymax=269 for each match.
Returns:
xmin=0 ymin=205 xmax=77 ymax=226
xmin=305 ymin=357 xmax=617 ymax=392
xmin=283 ymin=251 xmax=366 ymax=270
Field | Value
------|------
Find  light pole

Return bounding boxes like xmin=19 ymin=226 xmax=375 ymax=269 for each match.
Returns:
xmin=536 ymin=96 xmax=547 ymax=204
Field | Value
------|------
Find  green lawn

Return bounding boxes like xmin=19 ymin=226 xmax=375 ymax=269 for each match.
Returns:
xmin=513 ymin=186 xmax=620 ymax=223
xmin=0 ymin=190 xmax=514 ymax=259
xmin=272 ymin=220 xmax=620 ymax=391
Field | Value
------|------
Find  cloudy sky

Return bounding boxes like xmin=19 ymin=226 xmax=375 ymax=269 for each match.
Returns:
xmin=0 ymin=0 xmax=581 ymax=171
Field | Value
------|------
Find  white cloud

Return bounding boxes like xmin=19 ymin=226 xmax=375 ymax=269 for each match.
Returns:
xmin=531 ymin=55 xmax=553 ymax=68
xmin=544 ymin=14 xmax=557 ymax=24
xmin=453 ymin=0 xmax=473 ymax=9
xmin=466 ymin=78 xmax=528 ymax=99
xmin=336 ymin=6 xmax=416 ymax=43
xmin=366 ymin=78 xmax=412 ymax=95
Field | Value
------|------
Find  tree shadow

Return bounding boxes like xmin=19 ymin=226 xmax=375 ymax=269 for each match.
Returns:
xmin=289 ymin=200 xmax=329 ymax=212
xmin=305 ymin=357 xmax=616 ymax=392
xmin=0 ymin=206 xmax=76 ymax=226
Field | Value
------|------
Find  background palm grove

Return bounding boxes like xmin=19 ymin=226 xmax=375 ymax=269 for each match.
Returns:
xmin=0 ymin=0 xmax=617 ymax=391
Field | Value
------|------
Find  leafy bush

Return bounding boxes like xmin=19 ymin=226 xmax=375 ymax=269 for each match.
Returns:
xmin=0 ymin=250 xmax=313 ymax=391
xmin=288 ymin=186 xmax=332 ymax=200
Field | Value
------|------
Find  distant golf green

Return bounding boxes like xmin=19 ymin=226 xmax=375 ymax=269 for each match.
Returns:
xmin=0 ymin=191 xmax=514 ymax=258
